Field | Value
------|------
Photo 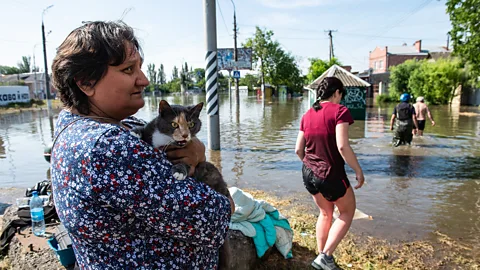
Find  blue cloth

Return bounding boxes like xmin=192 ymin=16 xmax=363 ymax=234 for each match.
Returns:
xmin=229 ymin=187 xmax=293 ymax=259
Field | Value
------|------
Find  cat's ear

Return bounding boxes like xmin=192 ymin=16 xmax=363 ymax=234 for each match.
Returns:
xmin=190 ymin=102 xmax=204 ymax=118
xmin=159 ymin=100 xmax=172 ymax=115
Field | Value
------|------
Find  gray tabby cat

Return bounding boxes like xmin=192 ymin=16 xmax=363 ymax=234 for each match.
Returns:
xmin=131 ymin=100 xmax=231 ymax=269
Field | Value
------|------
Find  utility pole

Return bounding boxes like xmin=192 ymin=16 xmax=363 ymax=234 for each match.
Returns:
xmin=42 ymin=5 xmax=54 ymax=111
xmin=33 ymin=44 xmax=38 ymax=99
xmin=325 ymin=30 xmax=337 ymax=61
xmin=446 ymin=33 xmax=450 ymax=51
xmin=231 ymin=0 xmax=239 ymax=105
xmin=204 ymin=0 xmax=220 ymax=150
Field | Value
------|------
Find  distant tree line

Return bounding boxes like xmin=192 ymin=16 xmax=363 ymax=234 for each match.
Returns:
xmin=0 ymin=56 xmax=38 ymax=75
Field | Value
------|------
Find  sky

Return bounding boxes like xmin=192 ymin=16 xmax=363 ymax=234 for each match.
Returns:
xmin=0 ymin=0 xmax=452 ymax=79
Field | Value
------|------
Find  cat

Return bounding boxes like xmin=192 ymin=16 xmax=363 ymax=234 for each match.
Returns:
xmin=131 ymin=99 xmax=231 ymax=269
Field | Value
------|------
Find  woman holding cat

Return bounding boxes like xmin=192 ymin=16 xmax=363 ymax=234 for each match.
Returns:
xmin=295 ymin=77 xmax=365 ymax=270
xmin=50 ymin=21 xmax=231 ymax=269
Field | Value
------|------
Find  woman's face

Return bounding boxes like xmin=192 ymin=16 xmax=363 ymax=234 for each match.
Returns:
xmin=85 ymin=43 xmax=149 ymax=120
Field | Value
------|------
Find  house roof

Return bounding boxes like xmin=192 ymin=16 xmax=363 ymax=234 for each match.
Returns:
xmin=307 ymin=65 xmax=371 ymax=90
xmin=423 ymin=46 xmax=450 ymax=53
xmin=0 ymin=72 xmax=46 ymax=83
xmin=388 ymin=46 xmax=428 ymax=55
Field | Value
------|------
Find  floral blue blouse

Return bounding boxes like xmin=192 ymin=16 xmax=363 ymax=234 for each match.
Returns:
xmin=51 ymin=110 xmax=231 ymax=269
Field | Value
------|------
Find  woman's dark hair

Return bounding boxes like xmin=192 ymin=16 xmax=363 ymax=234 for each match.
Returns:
xmin=312 ymin=77 xmax=345 ymax=111
xmin=52 ymin=21 xmax=142 ymax=114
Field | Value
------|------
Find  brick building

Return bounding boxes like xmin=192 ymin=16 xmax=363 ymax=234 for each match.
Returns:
xmin=369 ymin=40 xmax=429 ymax=74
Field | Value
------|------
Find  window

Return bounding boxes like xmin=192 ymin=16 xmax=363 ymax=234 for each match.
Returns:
xmin=379 ymin=60 xmax=384 ymax=69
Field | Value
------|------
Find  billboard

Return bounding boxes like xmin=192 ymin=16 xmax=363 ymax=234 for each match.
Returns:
xmin=217 ymin=48 xmax=252 ymax=71
xmin=0 ymin=86 xmax=30 ymax=106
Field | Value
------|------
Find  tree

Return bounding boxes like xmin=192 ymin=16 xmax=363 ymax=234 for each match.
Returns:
xmin=306 ymin=58 xmax=342 ymax=83
xmin=193 ymin=68 xmax=206 ymax=90
xmin=184 ymin=62 xmax=189 ymax=76
xmin=172 ymin=66 xmax=179 ymax=80
xmin=193 ymin=68 xmax=205 ymax=82
xmin=0 ymin=65 xmax=20 ymax=75
xmin=157 ymin=64 xmax=166 ymax=85
xmin=267 ymin=46 xmax=303 ymax=91
xmin=17 ymin=56 xmax=31 ymax=73
xmin=180 ymin=62 xmax=192 ymax=92
xmin=408 ymin=58 xmax=471 ymax=104
xmin=389 ymin=59 xmax=422 ymax=98
xmin=239 ymin=74 xmax=259 ymax=91
xmin=243 ymin=27 xmax=275 ymax=87
xmin=447 ymin=0 xmax=480 ymax=76
xmin=147 ymin=63 xmax=157 ymax=85
xmin=217 ymin=72 xmax=228 ymax=90
xmin=244 ymin=26 xmax=303 ymax=91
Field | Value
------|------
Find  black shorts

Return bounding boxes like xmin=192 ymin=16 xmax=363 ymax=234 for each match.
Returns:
xmin=417 ymin=120 xmax=426 ymax=131
xmin=302 ymin=164 xmax=350 ymax=202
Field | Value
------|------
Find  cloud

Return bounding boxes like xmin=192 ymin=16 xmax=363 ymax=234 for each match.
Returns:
xmin=258 ymin=0 xmax=333 ymax=9
xmin=255 ymin=13 xmax=300 ymax=28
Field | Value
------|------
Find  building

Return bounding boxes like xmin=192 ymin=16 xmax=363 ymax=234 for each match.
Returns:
xmin=0 ymin=72 xmax=55 ymax=99
xmin=306 ymin=65 xmax=371 ymax=120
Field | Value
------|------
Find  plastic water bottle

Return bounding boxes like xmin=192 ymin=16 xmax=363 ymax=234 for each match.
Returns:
xmin=30 ymin=191 xmax=46 ymax=236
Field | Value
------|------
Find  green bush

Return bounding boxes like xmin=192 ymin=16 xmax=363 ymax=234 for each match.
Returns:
xmin=376 ymin=94 xmax=393 ymax=103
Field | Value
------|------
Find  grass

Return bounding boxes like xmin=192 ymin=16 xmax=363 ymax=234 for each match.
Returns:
xmin=0 ymin=99 xmax=62 ymax=115
xmin=1 ymin=188 xmax=478 ymax=269
xmin=244 ymin=189 xmax=479 ymax=270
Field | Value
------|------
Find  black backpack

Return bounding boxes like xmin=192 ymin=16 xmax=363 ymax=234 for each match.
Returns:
xmin=396 ymin=103 xmax=413 ymax=120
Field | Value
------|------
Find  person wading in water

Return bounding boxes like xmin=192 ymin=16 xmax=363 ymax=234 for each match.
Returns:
xmin=390 ymin=93 xmax=419 ymax=147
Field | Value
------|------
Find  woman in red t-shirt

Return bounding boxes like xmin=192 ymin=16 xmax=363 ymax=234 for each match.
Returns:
xmin=295 ymin=77 xmax=365 ymax=270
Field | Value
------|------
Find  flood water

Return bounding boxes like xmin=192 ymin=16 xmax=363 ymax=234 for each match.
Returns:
xmin=1 ymin=92 xmax=479 ymax=252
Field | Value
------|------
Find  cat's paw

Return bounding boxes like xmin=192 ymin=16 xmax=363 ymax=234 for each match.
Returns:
xmin=130 ymin=130 xmax=142 ymax=139
xmin=173 ymin=172 xmax=187 ymax=181
xmin=172 ymin=164 xmax=189 ymax=181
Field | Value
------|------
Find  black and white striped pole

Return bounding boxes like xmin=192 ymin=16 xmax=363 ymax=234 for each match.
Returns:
xmin=204 ymin=0 xmax=220 ymax=150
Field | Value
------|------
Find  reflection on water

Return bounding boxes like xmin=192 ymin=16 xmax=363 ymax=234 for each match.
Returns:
xmin=1 ymin=93 xmax=479 ymax=250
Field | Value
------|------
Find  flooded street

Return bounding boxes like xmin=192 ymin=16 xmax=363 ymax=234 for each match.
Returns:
xmin=1 ymin=93 xmax=479 ymax=252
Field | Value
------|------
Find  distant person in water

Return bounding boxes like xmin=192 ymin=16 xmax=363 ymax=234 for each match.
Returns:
xmin=390 ymin=93 xmax=419 ymax=147
xmin=413 ymin=96 xmax=435 ymax=136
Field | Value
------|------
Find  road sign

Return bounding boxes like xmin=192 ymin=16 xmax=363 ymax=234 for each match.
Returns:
xmin=217 ymin=48 xmax=253 ymax=70
xmin=233 ymin=70 xmax=240 ymax=79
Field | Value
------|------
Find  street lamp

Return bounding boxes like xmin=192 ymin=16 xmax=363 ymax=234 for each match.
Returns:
xmin=33 ymin=43 xmax=39 ymax=99
xmin=42 ymin=4 xmax=54 ymax=110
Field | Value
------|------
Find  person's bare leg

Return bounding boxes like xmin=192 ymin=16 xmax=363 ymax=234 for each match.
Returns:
xmin=312 ymin=193 xmax=334 ymax=253
xmin=323 ymin=187 xmax=356 ymax=256
xmin=418 ymin=130 xmax=423 ymax=136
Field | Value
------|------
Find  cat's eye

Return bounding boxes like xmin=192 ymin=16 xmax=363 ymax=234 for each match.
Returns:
xmin=171 ymin=122 xmax=178 ymax=128
xmin=188 ymin=122 xmax=195 ymax=128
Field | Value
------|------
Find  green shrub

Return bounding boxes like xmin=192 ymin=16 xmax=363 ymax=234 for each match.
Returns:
xmin=376 ymin=94 xmax=393 ymax=103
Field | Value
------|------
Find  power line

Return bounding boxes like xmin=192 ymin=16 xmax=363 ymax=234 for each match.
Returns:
xmin=334 ymin=40 xmax=367 ymax=66
xmin=217 ymin=0 xmax=232 ymax=36
xmin=336 ymin=32 xmax=446 ymax=42
xmin=0 ymin=38 xmax=31 ymax=44
xmin=361 ymin=0 xmax=435 ymax=44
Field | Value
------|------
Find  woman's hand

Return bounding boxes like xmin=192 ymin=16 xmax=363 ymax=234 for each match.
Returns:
xmin=355 ymin=171 xmax=365 ymax=189
xmin=166 ymin=137 xmax=206 ymax=176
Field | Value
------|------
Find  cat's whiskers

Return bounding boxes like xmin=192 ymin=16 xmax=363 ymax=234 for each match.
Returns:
xmin=161 ymin=140 xmax=176 ymax=152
